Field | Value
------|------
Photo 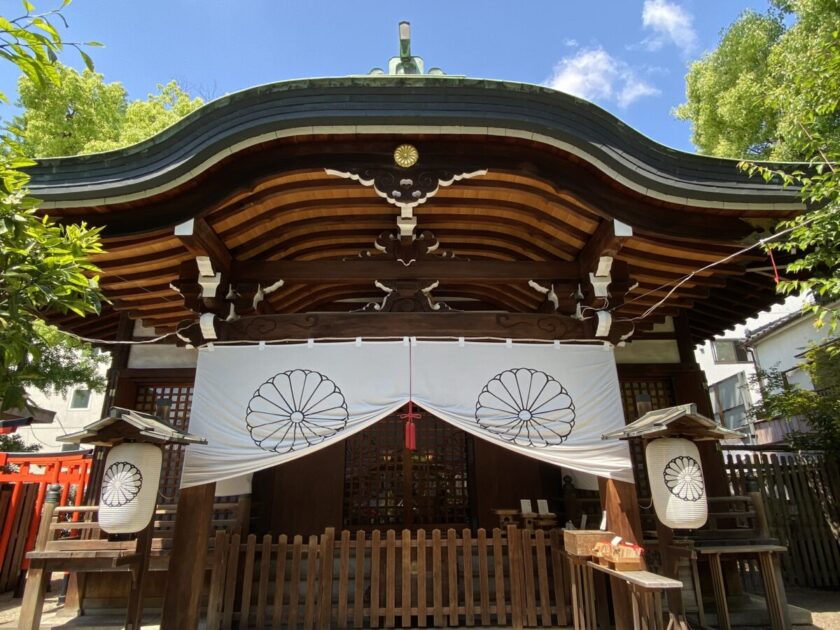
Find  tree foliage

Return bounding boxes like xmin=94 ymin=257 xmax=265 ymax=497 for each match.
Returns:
xmin=0 ymin=1 xmax=106 ymax=411
xmin=0 ymin=433 xmax=40 ymax=453
xmin=739 ymin=28 xmax=840 ymax=332
xmin=13 ymin=65 xmax=203 ymax=157
xmin=677 ymin=1 xmax=840 ymax=328
xmin=675 ymin=0 xmax=840 ymax=161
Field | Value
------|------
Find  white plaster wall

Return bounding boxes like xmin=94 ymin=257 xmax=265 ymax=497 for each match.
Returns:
xmin=694 ymin=341 xmax=753 ymax=387
xmin=16 ymin=364 xmax=108 ymax=452
xmin=752 ymin=315 xmax=836 ymax=390
xmin=614 ymin=339 xmax=680 ymax=364
xmin=128 ymin=345 xmax=198 ymax=368
xmin=694 ymin=295 xmax=811 ymax=406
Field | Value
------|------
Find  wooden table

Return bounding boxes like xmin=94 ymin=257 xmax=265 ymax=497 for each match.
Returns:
xmin=686 ymin=544 xmax=790 ymax=630
xmin=566 ymin=553 xmax=685 ymax=630
xmin=587 ymin=562 xmax=685 ymax=630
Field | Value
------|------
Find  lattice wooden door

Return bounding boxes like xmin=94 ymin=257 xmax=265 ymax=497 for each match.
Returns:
xmin=342 ymin=407 xmax=472 ymax=529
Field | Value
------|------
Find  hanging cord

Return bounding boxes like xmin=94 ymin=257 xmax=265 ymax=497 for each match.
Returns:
xmin=613 ymin=216 xmax=817 ymax=323
xmin=400 ymin=340 xmax=421 ymax=450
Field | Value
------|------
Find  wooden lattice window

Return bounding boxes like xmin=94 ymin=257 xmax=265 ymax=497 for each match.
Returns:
xmin=619 ymin=378 xmax=676 ymax=501
xmin=343 ymin=407 xmax=472 ymax=529
xmin=133 ymin=383 xmax=194 ymax=505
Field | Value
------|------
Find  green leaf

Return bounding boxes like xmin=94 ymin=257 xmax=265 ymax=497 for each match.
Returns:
xmin=78 ymin=49 xmax=94 ymax=72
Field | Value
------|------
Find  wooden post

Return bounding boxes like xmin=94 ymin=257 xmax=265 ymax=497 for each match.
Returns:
xmin=125 ymin=521 xmax=153 ymax=629
xmin=161 ymin=482 xmax=216 ymax=630
xmin=18 ymin=485 xmax=60 ymax=630
xmin=599 ymin=477 xmax=644 ymax=630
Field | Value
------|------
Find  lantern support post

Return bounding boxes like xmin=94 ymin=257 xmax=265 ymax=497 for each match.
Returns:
xmin=161 ymin=482 xmax=217 ymax=630
xmin=598 ymin=476 xmax=644 ymax=630
xmin=125 ymin=520 xmax=154 ymax=630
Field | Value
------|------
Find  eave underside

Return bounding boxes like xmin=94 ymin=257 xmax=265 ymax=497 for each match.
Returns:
xmin=43 ymin=135 xmax=797 ymax=344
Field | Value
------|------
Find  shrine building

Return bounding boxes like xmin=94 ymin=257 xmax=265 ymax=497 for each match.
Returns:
xmin=23 ymin=24 xmax=803 ymax=630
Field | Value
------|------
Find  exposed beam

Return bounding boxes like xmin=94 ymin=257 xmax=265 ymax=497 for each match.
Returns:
xmin=174 ymin=218 xmax=231 ymax=275
xmin=180 ymin=311 xmax=637 ymax=345
xmin=579 ymin=218 xmax=633 ymax=277
xmin=229 ymin=259 xmax=581 ymax=284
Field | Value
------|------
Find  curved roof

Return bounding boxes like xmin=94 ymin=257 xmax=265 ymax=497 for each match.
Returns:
xmin=29 ymin=77 xmax=800 ymax=211
xmin=30 ymin=77 xmax=803 ymax=343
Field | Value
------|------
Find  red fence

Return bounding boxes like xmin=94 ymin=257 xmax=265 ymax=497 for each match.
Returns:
xmin=0 ymin=451 xmax=92 ymax=592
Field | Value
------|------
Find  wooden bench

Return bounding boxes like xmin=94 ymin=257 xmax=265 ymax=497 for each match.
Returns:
xmin=668 ymin=494 xmax=791 ymax=630
xmin=18 ymin=497 xmax=246 ymax=630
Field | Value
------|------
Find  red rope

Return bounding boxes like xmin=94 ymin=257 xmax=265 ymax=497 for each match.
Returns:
xmin=400 ymin=341 xmax=420 ymax=450
xmin=768 ymin=249 xmax=780 ymax=285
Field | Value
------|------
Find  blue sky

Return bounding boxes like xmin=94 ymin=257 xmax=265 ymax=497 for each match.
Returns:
xmin=1 ymin=0 xmax=772 ymax=152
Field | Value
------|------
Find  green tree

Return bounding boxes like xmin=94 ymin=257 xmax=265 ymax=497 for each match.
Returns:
xmin=677 ymin=0 xmax=840 ymax=335
xmin=0 ymin=433 xmax=40 ymax=453
xmin=0 ymin=1 xmax=106 ymax=411
xmin=675 ymin=0 xmax=840 ymax=161
xmin=739 ymin=29 xmax=840 ymax=331
xmin=13 ymin=65 xmax=203 ymax=157
xmin=674 ymin=10 xmax=784 ymax=158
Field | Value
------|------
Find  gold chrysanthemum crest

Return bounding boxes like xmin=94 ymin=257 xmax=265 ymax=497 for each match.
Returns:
xmin=393 ymin=144 xmax=419 ymax=168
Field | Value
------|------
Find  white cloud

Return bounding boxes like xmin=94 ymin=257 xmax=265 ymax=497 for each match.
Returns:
xmin=563 ymin=38 xmax=579 ymax=48
xmin=618 ymin=81 xmax=660 ymax=108
xmin=641 ymin=0 xmax=697 ymax=53
xmin=546 ymin=47 xmax=660 ymax=108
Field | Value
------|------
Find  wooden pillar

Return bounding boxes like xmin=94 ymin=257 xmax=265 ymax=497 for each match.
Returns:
xmin=125 ymin=522 xmax=153 ymax=629
xmin=161 ymin=482 xmax=216 ymax=630
xmin=599 ymin=477 xmax=644 ymax=630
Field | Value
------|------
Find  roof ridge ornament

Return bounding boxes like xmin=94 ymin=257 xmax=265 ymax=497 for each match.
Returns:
xmin=369 ymin=22 xmax=446 ymax=76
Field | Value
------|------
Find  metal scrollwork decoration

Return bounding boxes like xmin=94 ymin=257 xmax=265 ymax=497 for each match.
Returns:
xmin=246 ymin=369 xmax=349 ymax=453
xmin=101 ymin=461 xmax=144 ymax=507
xmin=663 ymin=455 xmax=705 ymax=501
xmin=325 ymin=166 xmax=487 ymax=211
xmin=475 ymin=368 xmax=576 ymax=447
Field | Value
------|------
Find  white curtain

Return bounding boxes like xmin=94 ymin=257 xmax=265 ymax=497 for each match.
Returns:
xmin=180 ymin=340 xmax=633 ymax=488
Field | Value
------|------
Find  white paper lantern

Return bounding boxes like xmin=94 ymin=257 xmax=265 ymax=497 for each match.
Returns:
xmin=645 ymin=438 xmax=707 ymax=529
xmin=99 ymin=443 xmax=162 ymax=534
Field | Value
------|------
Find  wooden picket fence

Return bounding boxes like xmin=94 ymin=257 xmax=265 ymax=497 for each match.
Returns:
xmin=205 ymin=525 xmax=571 ymax=629
xmin=725 ymin=451 xmax=840 ymax=588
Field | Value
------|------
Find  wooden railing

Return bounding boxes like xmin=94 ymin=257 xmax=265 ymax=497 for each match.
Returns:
xmin=206 ymin=525 xmax=571 ymax=630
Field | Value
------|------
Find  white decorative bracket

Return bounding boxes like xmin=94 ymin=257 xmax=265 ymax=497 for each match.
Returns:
xmin=397 ymin=215 xmax=417 ymax=238
xmin=528 ymin=280 xmax=559 ymax=311
xmin=595 ymin=311 xmax=612 ymax=338
xmin=198 ymin=272 xmax=222 ymax=299
xmin=251 ymin=279 xmax=285 ymax=311
xmin=595 ymin=255 xmax=613 ymax=277
xmin=589 ymin=271 xmax=612 ymax=298
xmin=199 ymin=312 xmax=217 ymax=340
xmin=196 ymin=256 xmax=214 ymax=277
xmin=225 ymin=303 xmax=239 ymax=322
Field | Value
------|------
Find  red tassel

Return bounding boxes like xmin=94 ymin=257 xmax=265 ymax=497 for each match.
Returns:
xmin=401 ymin=400 xmax=420 ymax=451
xmin=405 ymin=419 xmax=416 ymax=450
xmin=768 ymin=249 xmax=780 ymax=285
